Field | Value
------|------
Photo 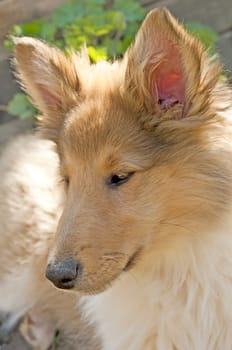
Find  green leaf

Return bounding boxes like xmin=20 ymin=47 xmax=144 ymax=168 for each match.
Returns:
xmin=39 ymin=20 xmax=57 ymax=41
xmin=185 ymin=22 xmax=218 ymax=52
xmin=113 ymin=0 xmax=146 ymax=22
xmin=88 ymin=46 xmax=108 ymax=62
xmin=52 ymin=1 xmax=85 ymax=27
xmin=4 ymin=38 xmax=14 ymax=51
xmin=85 ymin=0 xmax=105 ymax=15
xmin=5 ymin=0 xmax=222 ymax=121
xmin=7 ymin=93 xmax=37 ymax=120
xmin=106 ymin=11 xmax=126 ymax=32
xmin=20 ymin=19 xmax=42 ymax=36
xmin=11 ymin=24 xmax=24 ymax=36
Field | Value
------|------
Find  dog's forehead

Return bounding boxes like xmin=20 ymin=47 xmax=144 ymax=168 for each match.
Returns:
xmin=62 ymin=57 xmax=131 ymax=142
xmin=58 ymin=59 xmax=157 ymax=167
xmin=59 ymin=91 xmax=156 ymax=171
xmin=62 ymin=94 xmax=135 ymax=153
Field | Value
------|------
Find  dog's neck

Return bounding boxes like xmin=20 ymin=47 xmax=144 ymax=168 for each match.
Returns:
xmin=82 ymin=219 xmax=232 ymax=350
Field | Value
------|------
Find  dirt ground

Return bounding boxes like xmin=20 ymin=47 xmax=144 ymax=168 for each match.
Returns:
xmin=0 ymin=329 xmax=32 ymax=350
xmin=0 ymin=319 xmax=98 ymax=350
xmin=0 ymin=325 xmax=76 ymax=350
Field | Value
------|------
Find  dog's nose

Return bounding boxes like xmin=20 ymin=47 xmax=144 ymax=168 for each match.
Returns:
xmin=46 ymin=259 xmax=80 ymax=290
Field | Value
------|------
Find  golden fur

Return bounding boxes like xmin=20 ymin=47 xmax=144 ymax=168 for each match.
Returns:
xmin=0 ymin=7 xmax=232 ymax=349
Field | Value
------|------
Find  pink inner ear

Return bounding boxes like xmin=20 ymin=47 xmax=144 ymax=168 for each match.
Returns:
xmin=152 ymin=41 xmax=185 ymax=110
xmin=37 ymin=84 xmax=61 ymax=110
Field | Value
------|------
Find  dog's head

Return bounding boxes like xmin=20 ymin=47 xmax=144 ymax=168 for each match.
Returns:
xmin=14 ymin=8 xmax=231 ymax=294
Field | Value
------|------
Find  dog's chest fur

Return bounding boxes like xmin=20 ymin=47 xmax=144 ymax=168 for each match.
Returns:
xmin=83 ymin=228 xmax=232 ymax=350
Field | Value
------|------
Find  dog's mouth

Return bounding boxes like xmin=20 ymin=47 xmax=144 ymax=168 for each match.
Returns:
xmin=123 ymin=248 xmax=142 ymax=272
xmin=75 ymin=249 xmax=142 ymax=295
xmin=54 ymin=249 xmax=143 ymax=296
xmin=84 ymin=249 xmax=142 ymax=294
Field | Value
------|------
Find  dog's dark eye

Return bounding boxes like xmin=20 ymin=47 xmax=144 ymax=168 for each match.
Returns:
xmin=64 ymin=176 xmax=70 ymax=187
xmin=108 ymin=172 xmax=134 ymax=187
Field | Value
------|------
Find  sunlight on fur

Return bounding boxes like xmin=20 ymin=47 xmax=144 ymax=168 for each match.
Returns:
xmin=0 ymin=7 xmax=232 ymax=350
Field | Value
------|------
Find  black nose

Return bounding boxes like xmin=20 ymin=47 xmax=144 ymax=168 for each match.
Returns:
xmin=46 ymin=259 xmax=80 ymax=290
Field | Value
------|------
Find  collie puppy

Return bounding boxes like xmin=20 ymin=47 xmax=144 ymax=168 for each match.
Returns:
xmin=1 ymin=7 xmax=232 ymax=350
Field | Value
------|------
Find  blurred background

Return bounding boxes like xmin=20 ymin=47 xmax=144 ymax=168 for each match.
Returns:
xmin=0 ymin=0 xmax=232 ymax=147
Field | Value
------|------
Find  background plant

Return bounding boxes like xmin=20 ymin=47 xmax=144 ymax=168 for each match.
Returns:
xmin=5 ymin=0 xmax=219 ymax=120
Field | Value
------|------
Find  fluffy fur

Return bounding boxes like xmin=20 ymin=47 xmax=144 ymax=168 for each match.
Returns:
xmin=0 ymin=135 xmax=99 ymax=349
xmin=0 ymin=7 xmax=232 ymax=350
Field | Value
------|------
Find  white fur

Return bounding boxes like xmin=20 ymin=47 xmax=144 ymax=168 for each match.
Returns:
xmin=83 ymin=224 xmax=232 ymax=350
xmin=0 ymin=266 xmax=37 ymax=315
xmin=0 ymin=265 xmax=38 ymax=331
xmin=0 ymin=135 xmax=63 ymax=329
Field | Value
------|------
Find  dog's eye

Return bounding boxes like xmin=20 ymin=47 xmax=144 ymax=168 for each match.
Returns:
xmin=108 ymin=172 xmax=134 ymax=187
xmin=63 ymin=176 xmax=70 ymax=187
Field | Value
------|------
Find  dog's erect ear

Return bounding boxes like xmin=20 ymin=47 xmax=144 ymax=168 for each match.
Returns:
xmin=14 ymin=37 xmax=80 ymax=141
xmin=125 ymin=8 xmax=220 ymax=119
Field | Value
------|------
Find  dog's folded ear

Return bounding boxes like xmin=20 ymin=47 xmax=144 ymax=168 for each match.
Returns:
xmin=14 ymin=37 xmax=80 ymax=141
xmin=125 ymin=8 xmax=221 ymax=119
